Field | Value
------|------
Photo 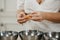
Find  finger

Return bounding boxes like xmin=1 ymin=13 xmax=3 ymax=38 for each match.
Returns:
xmin=18 ymin=17 xmax=29 ymax=21
xmin=17 ymin=19 xmax=27 ymax=24
xmin=17 ymin=18 xmax=28 ymax=22
xmin=17 ymin=15 xmax=31 ymax=22
xmin=17 ymin=12 xmax=25 ymax=18
xmin=31 ymin=14 xmax=39 ymax=17
xmin=17 ymin=14 xmax=25 ymax=19
xmin=20 ymin=12 xmax=25 ymax=15
xmin=32 ymin=12 xmax=36 ymax=14
xmin=20 ymin=13 xmax=25 ymax=17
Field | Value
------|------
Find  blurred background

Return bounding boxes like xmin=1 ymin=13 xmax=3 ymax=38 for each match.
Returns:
xmin=0 ymin=0 xmax=24 ymax=32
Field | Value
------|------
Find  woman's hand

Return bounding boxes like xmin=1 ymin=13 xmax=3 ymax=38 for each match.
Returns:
xmin=17 ymin=10 xmax=32 ymax=24
xmin=30 ymin=12 xmax=44 ymax=22
xmin=17 ymin=11 xmax=28 ymax=24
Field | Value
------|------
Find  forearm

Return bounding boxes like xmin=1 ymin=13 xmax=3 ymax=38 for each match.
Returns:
xmin=41 ymin=12 xmax=60 ymax=23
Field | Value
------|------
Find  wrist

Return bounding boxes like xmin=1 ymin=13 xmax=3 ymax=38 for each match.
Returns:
xmin=40 ymin=12 xmax=48 ymax=20
xmin=41 ymin=12 xmax=52 ymax=21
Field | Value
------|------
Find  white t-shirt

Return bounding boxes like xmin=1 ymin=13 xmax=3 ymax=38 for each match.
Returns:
xmin=17 ymin=0 xmax=60 ymax=32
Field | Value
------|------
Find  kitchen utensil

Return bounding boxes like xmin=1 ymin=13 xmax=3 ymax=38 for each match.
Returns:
xmin=19 ymin=30 xmax=44 ymax=40
xmin=0 ymin=31 xmax=18 ymax=40
xmin=43 ymin=32 xmax=60 ymax=40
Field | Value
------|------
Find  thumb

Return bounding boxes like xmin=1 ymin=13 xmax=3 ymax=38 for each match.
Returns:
xmin=20 ymin=12 xmax=25 ymax=17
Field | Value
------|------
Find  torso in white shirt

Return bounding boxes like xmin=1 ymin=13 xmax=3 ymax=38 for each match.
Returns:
xmin=19 ymin=0 xmax=60 ymax=32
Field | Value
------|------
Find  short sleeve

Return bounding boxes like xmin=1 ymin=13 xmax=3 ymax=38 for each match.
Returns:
xmin=52 ymin=0 xmax=60 ymax=12
xmin=17 ymin=0 xmax=25 ymax=10
xmin=57 ymin=0 xmax=60 ymax=12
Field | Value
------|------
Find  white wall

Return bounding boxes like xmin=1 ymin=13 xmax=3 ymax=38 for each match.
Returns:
xmin=0 ymin=0 xmax=24 ymax=32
